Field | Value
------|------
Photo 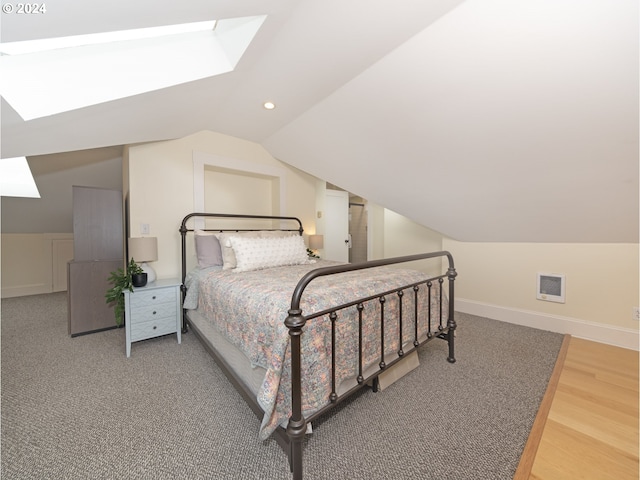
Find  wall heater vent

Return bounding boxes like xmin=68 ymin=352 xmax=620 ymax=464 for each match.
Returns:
xmin=536 ymin=273 xmax=565 ymax=303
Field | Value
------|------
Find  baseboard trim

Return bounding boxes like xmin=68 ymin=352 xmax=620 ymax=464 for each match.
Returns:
xmin=456 ymin=299 xmax=639 ymax=351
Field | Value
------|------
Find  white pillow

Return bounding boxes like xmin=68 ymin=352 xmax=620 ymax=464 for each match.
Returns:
xmin=217 ymin=230 xmax=299 ymax=270
xmin=229 ymin=235 xmax=310 ymax=272
xmin=216 ymin=231 xmax=261 ymax=270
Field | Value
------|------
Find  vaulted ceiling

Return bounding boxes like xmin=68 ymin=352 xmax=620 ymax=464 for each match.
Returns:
xmin=1 ymin=0 xmax=637 ymax=242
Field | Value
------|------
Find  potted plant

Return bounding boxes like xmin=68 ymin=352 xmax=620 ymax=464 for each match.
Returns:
xmin=131 ymin=267 xmax=148 ymax=288
xmin=105 ymin=258 xmax=146 ymax=326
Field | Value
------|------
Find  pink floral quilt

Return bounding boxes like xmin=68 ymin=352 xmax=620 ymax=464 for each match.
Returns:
xmin=191 ymin=260 xmax=447 ymax=439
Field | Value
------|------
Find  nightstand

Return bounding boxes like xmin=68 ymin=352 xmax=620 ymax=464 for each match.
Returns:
xmin=123 ymin=278 xmax=182 ymax=357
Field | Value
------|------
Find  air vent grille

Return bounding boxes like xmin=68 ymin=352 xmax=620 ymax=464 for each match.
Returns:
xmin=537 ymin=273 xmax=565 ymax=303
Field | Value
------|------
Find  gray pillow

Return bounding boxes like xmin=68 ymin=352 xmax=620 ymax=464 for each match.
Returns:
xmin=195 ymin=232 xmax=223 ymax=268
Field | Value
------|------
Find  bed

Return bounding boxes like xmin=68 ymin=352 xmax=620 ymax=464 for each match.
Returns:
xmin=179 ymin=212 xmax=457 ymax=480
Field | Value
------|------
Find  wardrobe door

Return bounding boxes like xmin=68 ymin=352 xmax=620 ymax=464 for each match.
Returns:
xmin=68 ymin=260 xmax=122 ymax=336
xmin=72 ymin=186 xmax=123 ymax=261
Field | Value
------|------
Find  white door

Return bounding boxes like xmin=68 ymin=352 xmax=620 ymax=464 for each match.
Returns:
xmin=324 ymin=190 xmax=349 ymax=262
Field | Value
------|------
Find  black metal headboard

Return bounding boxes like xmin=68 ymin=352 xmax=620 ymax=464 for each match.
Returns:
xmin=179 ymin=212 xmax=304 ymax=330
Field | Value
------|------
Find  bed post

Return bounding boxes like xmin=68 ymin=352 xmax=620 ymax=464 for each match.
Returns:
xmin=284 ymin=308 xmax=307 ymax=480
xmin=179 ymin=218 xmax=189 ymax=334
xmin=446 ymin=259 xmax=457 ymax=364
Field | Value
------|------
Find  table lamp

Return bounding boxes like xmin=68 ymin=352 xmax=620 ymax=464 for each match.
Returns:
xmin=128 ymin=237 xmax=158 ymax=283
xmin=308 ymin=234 xmax=324 ymax=257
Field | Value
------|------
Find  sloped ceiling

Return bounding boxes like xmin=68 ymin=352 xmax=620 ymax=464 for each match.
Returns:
xmin=1 ymin=0 xmax=638 ymax=243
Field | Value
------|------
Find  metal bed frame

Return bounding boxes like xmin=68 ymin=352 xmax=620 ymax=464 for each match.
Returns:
xmin=179 ymin=212 xmax=457 ymax=480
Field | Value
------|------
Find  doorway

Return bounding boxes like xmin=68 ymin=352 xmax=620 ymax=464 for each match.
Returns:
xmin=348 ymin=198 xmax=367 ymax=263
xmin=323 ymin=186 xmax=369 ymax=263
xmin=323 ymin=189 xmax=349 ymax=262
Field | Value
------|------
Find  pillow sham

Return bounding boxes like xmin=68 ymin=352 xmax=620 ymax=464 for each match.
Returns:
xmin=216 ymin=231 xmax=261 ymax=270
xmin=217 ymin=230 xmax=300 ymax=270
xmin=194 ymin=230 xmax=223 ymax=268
xmin=229 ymin=235 xmax=310 ymax=272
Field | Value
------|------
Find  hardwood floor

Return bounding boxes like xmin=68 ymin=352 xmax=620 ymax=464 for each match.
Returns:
xmin=515 ymin=336 xmax=639 ymax=480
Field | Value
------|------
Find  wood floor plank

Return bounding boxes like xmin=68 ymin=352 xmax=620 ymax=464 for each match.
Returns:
xmin=520 ymin=336 xmax=639 ymax=480
xmin=531 ymin=419 xmax=638 ymax=480
xmin=547 ymin=391 xmax=638 ymax=455
xmin=552 ymin=381 xmax=638 ymax=418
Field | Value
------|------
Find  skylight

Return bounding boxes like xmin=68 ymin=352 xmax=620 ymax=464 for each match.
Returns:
xmin=0 ymin=16 xmax=266 ymax=120
xmin=0 ymin=157 xmax=40 ymax=198
xmin=0 ymin=21 xmax=218 ymax=55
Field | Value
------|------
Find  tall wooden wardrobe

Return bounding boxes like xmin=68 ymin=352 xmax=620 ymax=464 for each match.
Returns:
xmin=67 ymin=186 xmax=124 ymax=336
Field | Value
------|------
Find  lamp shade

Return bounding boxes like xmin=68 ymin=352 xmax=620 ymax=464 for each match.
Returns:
xmin=308 ymin=234 xmax=324 ymax=250
xmin=128 ymin=237 xmax=158 ymax=263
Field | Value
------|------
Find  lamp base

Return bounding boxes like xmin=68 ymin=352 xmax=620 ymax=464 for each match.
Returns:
xmin=139 ymin=262 xmax=156 ymax=283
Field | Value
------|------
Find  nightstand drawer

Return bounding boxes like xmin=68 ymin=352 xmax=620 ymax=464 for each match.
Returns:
xmin=130 ymin=316 xmax=177 ymax=342
xmin=130 ymin=302 xmax=177 ymax=322
xmin=129 ymin=287 xmax=177 ymax=307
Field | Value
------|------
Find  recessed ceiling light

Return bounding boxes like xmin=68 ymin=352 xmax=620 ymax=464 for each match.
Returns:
xmin=263 ymin=101 xmax=276 ymax=110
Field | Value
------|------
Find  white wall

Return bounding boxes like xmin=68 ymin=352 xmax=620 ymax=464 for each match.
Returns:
xmin=444 ymin=239 xmax=639 ymax=349
xmin=127 ymin=130 xmax=318 ymax=280
xmin=382 ymin=209 xmax=445 ymax=276
xmin=354 ymin=209 xmax=640 ymax=350
xmin=1 ymin=233 xmax=73 ymax=297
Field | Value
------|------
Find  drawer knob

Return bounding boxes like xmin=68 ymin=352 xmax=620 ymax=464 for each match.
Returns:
xmin=152 ymin=295 xmax=156 ymax=300
xmin=153 ymin=326 xmax=157 ymax=330
xmin=152 ymin=311 xmax=157 ymax=315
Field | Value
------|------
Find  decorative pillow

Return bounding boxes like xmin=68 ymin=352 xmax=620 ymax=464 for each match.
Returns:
xmin=229 ymin=235 xmax=310 ymax=272
xmin=194 ymin=230 xmax=223 ymax=268
xmin=216 ymin=231 xmax=262 ymax=270
xmin=216 ymin=231 xmax=299 ymax=270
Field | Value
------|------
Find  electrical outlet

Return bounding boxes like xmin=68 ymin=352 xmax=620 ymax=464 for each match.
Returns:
xmin=140 ymin=223 xmax=150 ymax=235
xmin=633 ymin=307 xmax=640 ymax=321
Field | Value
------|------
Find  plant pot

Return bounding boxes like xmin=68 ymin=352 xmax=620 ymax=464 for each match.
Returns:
xmin=131 ymin=273 xmax=147 ymax=287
